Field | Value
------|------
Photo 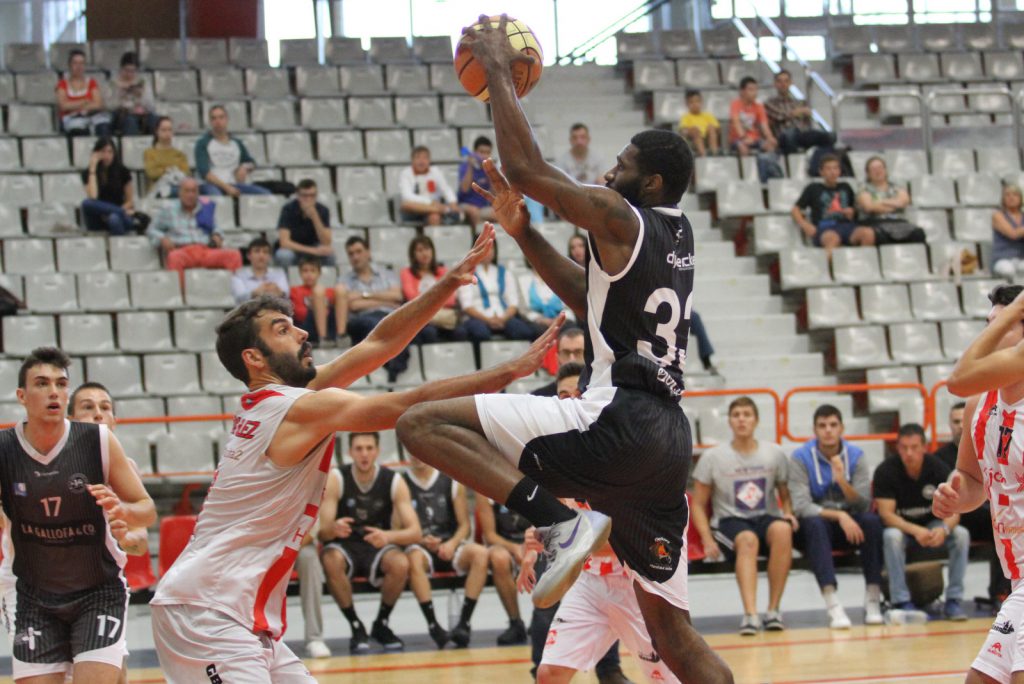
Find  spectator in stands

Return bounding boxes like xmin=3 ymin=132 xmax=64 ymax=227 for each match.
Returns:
xmin=931 ymin=401 xmax=1010 ymax=605
xmin=341 ymin=236 xmax=409 ymax=381
xmin=875 ymin=423 xmax=969 ymax=621
xmin=679 ymin=89 xmax=720 ymax=157
xmin=475 ymin=493 xmax=530 ymax=646
xmin=855 ymin=156 xmax=925 ymax=245
xmin=402 ymin=455 xmax=492 ymax=649
xmin=194 ymin=105 xmax=270 ymax=197
xmin=147 ymin=177 xmax=242 ymax=282
xmin=789 ymin=405 xmax=884 ymax=629
xmin=299 ymin=519 xmax=330 ymax=659
xmin=690 ymin=311 xmax=719 ymax=376
xmin=230 ymin=236 xmax=288 ymax=304
xmin=107 ymin=51 xmax=157 ymax=136
xmin=531 ymin=327 xmax=585 ymax=397
xmin=399 ymin=146 xmax=461 ymax=226
xmin=518 ymin=262 xmax=569 ymax=332
xmin=556 ymin=123 xmax=606 ymax=185
xmin=792 ymin=154 xmax=875 ymax=258
xmin=764 ymin=70 xmax=835 ymax=157
xmin=458 ymin=136 xmax=496 ymax=231
xmin=991 ymin=184 xmax=1024 ymax=278
xmin=144 ymin=116 xmax=189 ymax=198
xmin=319 ymin=432 xmax=420 ymax=652
xmin=690 ymin=396 xmax=796 ymax=635
xmin=457 ymin=242 xmax=538 ymax=344
xmin=729 ymin=77 xmax=776 ymax=158
xmin=399 ymin=235 xmax=466 ymax=344
xmin=81 ymin=137 xmax=134 ymax=236
xmin=275 ymin=178 xmax=335 ymax=267
xmin=56 ymin=48 xmax=111 ymax=136
xmin=290 ymin=256 xmax=347 ymax=347
xmin=568 ymin=234 xmax=588 ymax=267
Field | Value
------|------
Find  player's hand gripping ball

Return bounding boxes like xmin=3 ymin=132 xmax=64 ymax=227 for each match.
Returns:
xmin=455 ymin=14 xmax=543 ymax=102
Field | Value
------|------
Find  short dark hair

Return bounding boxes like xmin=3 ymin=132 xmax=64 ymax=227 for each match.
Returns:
xmin=813 ymin=404 xmax=843 ymax=425
xmin=297 ymin=255 xmax=321 ymax=271
xmin=412 ymin=145 xmax=430 ymax=157
xmin=349 ymin=431 xmax=380 ymax=447
xmin=557 ymin=362 xmax=584 ymax=383
xmin=68 ymin=48 xmax=86 ymax=64
xmin=775 ymin=69 xmax=791 ymax=79
xmin=739 ymin=76 xmax=757 ymax=90
xmin=728 ymin=396 xmax=759 ymax=420
xmin=345 ymin=235 xmax=369 ymax=250
xmin=215 ymin=296 xmax=294 ymax=384
xmin=209 ymin=104 xmax=227 ymax=118
xmin=558 ymin=327 xmax=584 ymax=344
xmin=864 ymin=155 xmax=886 ymax=175
xmin=473 ymin=135 xmax=492 ymax=150
xmin=296 ymin=178 xmax=317 ymax=192
xmin=951 ymin=401 xmax=966 ymax=411
xmin=989 ymin=284 xmax=1024 ymax=306
xmin=629 ymin=129 xmax=694 ymax=205
xmin=684 ymin=89 xmax=701 ymax=100
xmin=898 ymin=423 xmax=926 ymax=441
xmin=570 ymin=123 xmax=589 ymax=133
xmin=18 ymin=347 xmax=71 ymax=388
xmin=246 ymin=236 xmax=271 ymax=253
xmin=69 ymin=382 xmax=114 ymax=416
xmin=119 ymin=51 xmax=138 ymax=68
xmin=818 ymin=153 xmax=841 ymax=172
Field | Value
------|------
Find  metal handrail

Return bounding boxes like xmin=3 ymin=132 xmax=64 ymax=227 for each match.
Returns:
xmin=558 ymin=0 xmax=671 ymax=64
xmin=923 ymin=85 xmax=1018 ymax=151
xmin=832 ymin=89 xmax=930 ymax=148
xmin=781 ymin=382 xmax=932 ymax=443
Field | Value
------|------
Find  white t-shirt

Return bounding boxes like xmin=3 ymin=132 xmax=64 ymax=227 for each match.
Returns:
xmin=398 ymin=166 xmax=457 ymax=205
xmin=692 ymin=441 xmax=789 ymax=527
xmin=457 ymin=263 xmax=519 ymax=317
xmin=206 ymin=137 xmax=243 ymax=184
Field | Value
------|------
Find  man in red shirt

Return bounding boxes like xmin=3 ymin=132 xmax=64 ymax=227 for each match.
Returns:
xmin=729 ymin=77 xmax=777 ymax=157
xmin=289 ymin=256 xmax=347 ymax=347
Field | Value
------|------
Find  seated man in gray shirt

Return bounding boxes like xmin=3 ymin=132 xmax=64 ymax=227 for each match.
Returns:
xmin=789 ymin=404 xmax=884 ymax=630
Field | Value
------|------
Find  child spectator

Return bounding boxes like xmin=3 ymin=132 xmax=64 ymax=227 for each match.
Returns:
xmin=458 ymin=136 xmax=496 ymax=230
xmin=792 ymin=154 xmax=875 ymax=258
xmin=289 ymin=256 xmax=347 ymax=347
xmin=679 ymin=89 xmax=720 ymax=157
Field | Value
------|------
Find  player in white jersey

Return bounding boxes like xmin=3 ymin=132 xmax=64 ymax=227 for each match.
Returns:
xmin=933 ymin=284 xmax=1024 ymax=684
xmin=150 ymin=226 xmax=562 ymax=684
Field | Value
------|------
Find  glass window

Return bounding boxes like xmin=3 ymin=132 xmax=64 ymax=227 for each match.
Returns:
xmin=264 ymin=0 xmax=320 ymax=66
xmin=785 ymin=0 xmax=827 ymax=18
xmin=341 ymin=0 xmax=411 ymax=49
xmin=852 ymin=0 xmax=909 ymax=23
xmin=786 ymin=36 xmax=827 ymax=61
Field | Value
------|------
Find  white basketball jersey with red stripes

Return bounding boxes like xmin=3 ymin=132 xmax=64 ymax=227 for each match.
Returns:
xmin=972 ymin=390 xmax=1024 ymax=581
xmin=151 ymin=384 xmax=335 ymax=639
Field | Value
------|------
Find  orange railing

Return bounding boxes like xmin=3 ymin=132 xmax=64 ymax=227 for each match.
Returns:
xmin=780 ymin=382 xmax=931 ymax=443
xmin=686 ymin=387 xmax=783 ymax=448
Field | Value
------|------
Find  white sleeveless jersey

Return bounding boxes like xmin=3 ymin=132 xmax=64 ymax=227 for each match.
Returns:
xmin=972 ymin=390 xmax=1024 ymax=581
xmin=152 ymin=384 xmax=335 ymax=639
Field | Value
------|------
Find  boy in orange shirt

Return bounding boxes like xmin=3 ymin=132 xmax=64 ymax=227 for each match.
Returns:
xmin=289 ymin=256 xmax=347 ymax=347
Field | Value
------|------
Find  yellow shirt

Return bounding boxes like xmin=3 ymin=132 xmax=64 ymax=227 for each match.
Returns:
xmin=679 ymin=111 xmax=720 ymax=137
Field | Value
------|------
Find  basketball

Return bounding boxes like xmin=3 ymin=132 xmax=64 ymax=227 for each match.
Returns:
xmin=454 ymin=15 xmax=544 ymax=102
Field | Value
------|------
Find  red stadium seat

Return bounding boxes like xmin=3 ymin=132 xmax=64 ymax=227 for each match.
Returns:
xmin=158 ymin=515 xmax=197 ymax=576
xmin=124 ymin=552 xmax=157 ymax=591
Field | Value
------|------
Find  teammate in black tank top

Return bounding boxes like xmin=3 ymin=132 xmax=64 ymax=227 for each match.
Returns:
xmin=396 ymin=15 xmax=734 ymax=684
xmin=0 ymin=348 xmax=155 ymax=683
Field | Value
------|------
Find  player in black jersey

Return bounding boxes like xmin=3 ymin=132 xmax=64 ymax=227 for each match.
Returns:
xmin=397 ymin=16 xmax=733 ymax=684
xmin=402 ymin=456 xmax=490 ymax=648
xmin=476 ymin=493 xmax=533 ymax=646
xmin=318 ymin=432 xmax=420 ymax=653
xmin=0 ymin=348 xmax=155 ymax=683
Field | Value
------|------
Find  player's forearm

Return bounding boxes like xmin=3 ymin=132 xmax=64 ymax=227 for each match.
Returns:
xmin=449 ymin=522 xmax=470 ymax=546
xmin=948 ymin=303 xmax=1024 ymax=395
xmin=121 ymin=497 xmax=156 ymax=528
xmin=689 ymin=504 xmax=714 ymax=543
xmin=955 ymin=469 xmax=988 ymax=512
xmin=511 ymin=225 xmax=587 ymax=317
xmin=386 ymin=527 xmax=420 ymax=546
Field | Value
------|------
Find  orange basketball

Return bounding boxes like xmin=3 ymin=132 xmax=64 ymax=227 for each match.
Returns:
xmin=454 ymin=16 xmax=544 ymax=102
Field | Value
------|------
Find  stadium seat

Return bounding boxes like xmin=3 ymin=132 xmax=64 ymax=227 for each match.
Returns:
xmin=932 ymin=149 xmax=975 ymax=177
xmin=659 ymin=30 xmax=698 ymax=58
xmin=21 ymin=137 xmax=71 ymax=171
xmin=806 ymin=286 xmax=860 ymax=329
xmin=910 ymin=176 xmax=958 ymax=209
xmin=265 ymin=132 xmax=314 ymax=167
xmin=4 ymin=239 xmax=54 ymax=274
xmin=961 ymin=279 xmax=1003 ymax=318
xmin=960 ymin=24 xmax=995 ymax=50
xmin=889 ymin=322 xmax=945 ymax=364
xmin=616 ymin=32 xmax=658 ymax=61
xmin=201 ymin=352 xmax=244 ymax=394
xmin=941 ymin=52 xmax=983 ymax=81
xmin=752 ymin=215 xmax=798 ymax=255
xmin=295 ymin=66 xmax=341 ymax=97
xmin=156 ymin=101 xmax=200 ymax=132
xmin=861 ymin=283 xmax=913 ymax=323
xmin=413 ymin=128 xmax=461 ymax=162
xmin=424 ymin=225 xmax=473 ymax=264
xmin=299 ymin=98 xmax=347 ymax=130
xmin=349 ymin=97 xmax=395 ymax=127
xmin=953 ymin=207 xmax=996 ymax=242
xmin=184 ymin=38 xmax=227 ymax=67
xmin=676 ymin=60 xmax=719 ymax=88
xmin=123 ymin=550 xmax=157 ymax=592
xmin=0 ymin=275 xmax=21 ymax=304
xmin=90 ymin=38 xmax=133 ymax=71
xmin=56 ymin=237 xmax=109 ymax=273
xmin=25 ymin=273 xmax=77 ymax=313
xmin=118 ymin=312 xmax=173 ymax=352
xmin=251 ymin=100 xmax=296 ymax=131
xmin=779 ymin=249 xmax=830 ymax=290
xmin=184 ymin=271 xmax=235 ymax=308
xmin=0 ymin=138 xmax=19 ymax=171
xmin=387 ymin=64 xmax=431 ymax=93
xmin=336 ymin=166 xmax=384 ymax=195
xmin=145 ymin=353 xmax=201 ymax=395
xmin=1004 ymin=24 xmax=1024 ymax=49
xmin=835 ymin=325 xmax=891 ymax=370
xmin=877 ymin=25 xmax=917 ymax=52
xmin=26 ymin=203 xmax=75 ymax=236
xmin=716 ymin=181 xmax=767 ymax=218
xmin=365 ymin=130 xmax=412 ymax=163
xmin=153 ymin=70 xmax=198 ymax=100
xmin=41 ymin=172 xmax=86 ymax=204
xmin=395 ymin=95 xmax=442 ymax=127
xmin=422 ymin=342 xmax=476 ymax=380
xmin=283 ymin=167 xmax=333 ymax=199
xmin=984 ymin=51 xmax=1024 ymax=80
xmin=3 ymin=316 xmax=57 ymax=356
xmin=979 ymin=148 xmax=1022 ymax=175
xmin=78 ymin=272 xmax=131 ymax=311
xmin=370 ymin=36 xmax=413 ymax=64
xmin=880 ymin=243 xmax=931 ymax=281
xmin=166 ymin=395 xmax=225 ymax=437
xmin=910 ymin=281 xmax=963 ymax=321
xmin=14 ymin=71 xmax=56 ymax=104
xmin=319 ymin=131 xmax=365 ymax=164
xmin=244 ymin=68 xmax=290 ymax=99
xmin=832 ymin=247 xmax=883 ymax=284
xmin=111 ymin=236 xmax=161 ymax=271
xmin=155 ymin=431 xmax=215 ymax=472
xmin=0 ymin=174 xmax=41 ymax=208
xmin=129 ymin=271 xmax=182 ymax=310
xmin=239 ymin=194 xmax=285 ymax=230
xmin=157 ymin=515 xmax=197 ymax=574
xmin=8 ymin=104 xmax=54 ymax=136
xmin=633 ymin=60 xmax=676 ymax=91
xmin=429 ymin=63 xmax=464 ymax=94
xmin=368 ymin=227 xmax=417 ymax=258
xmin=226 ymin=38 xmax=267 ymax=68
xmin=0 ymin=203 xmax=22 ymax=238
xmin=766 ymin=178 xmax=804 ymax=212
xmin=322 ymin=36 xmax=365 ymax=65
xmin=693 ymin=157 xmax=739 ymax=194
xmin=139 ymin=39 xmax=182 ymax=69
xmin=338 ymin=64 xmax=384 ymax=94
xmin=853 ymin=54 xmax=897 ymax=84
xmin=88 ymin=356 xmax=144 ymax=398
xmin=48 ymin=41 xmax=88 ymax=69
xmin=199 ymin=67 xmax=244 ymax=99
xmin=720 ymin=59 xmax=771 ymax=88
xmin=280 ymin=38 xmax=318 ymax=67
xmin=905 ymin=207 xmax=950 ymax=242
xmin=60 ymin=314 xmax=115 ymax=354
xmin=341 ymin=191 xmax=391 ymax=226
xmin=941 ymin=319 xmax=985 ymax=359
xmin=443 ymin=96 xmax=489 ymax=126
xmin=887 ymin=150 xmax=929 ymax=181
xmin=119 ymin=135 xmax=152 ymax=170
xmin=867 ymin=366 xmax=922 ymax=413
xmin=413 ymin=35 xmax=453 ymax=63
xmin=0 ymin=361 xmax=19 ymax=402
xmin=956 ymin=174 xmax=1001 ymax=208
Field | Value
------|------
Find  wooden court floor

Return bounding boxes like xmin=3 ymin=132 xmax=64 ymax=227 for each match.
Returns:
xmin=0 ymin=619 xmax=990 ymax=683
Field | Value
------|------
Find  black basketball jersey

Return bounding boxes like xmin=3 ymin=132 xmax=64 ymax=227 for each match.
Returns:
xmin=404 ymin=470 xmax=456 ymax=539
xmin=338 ymin=464 xmax=394 ymax=541
xmin=581 ymin=205 xmax=694 ymax=401
xmin=0 ymin=421 xmax=123 ymax=595
xmin=492 ymin=501 xmax=531 ymax=543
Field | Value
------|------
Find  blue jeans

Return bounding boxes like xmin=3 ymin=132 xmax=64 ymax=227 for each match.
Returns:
xmin=199 ymin=182 xmax=271 ymax=196
xmin=114 ymin=110 xmax=159 ymax=136
xmin=798 ymin=512 xmax=883 ymax=589
xmin=464 ymin=315 xmax=538 ymax=343
xmin=883 ymin=521 xmax=970 ymax=604
xmin=274 ymin=248 xmax=336 ymax=268
xmin=81 ymin=199 xmax=130 ymax=235
xmin=777 ymin=127 xmax=835 ymax=156
xmin=348 ymin=309 xmax=410 ymax=381
xmin=690 ymin=310 xmax=715 ymax=367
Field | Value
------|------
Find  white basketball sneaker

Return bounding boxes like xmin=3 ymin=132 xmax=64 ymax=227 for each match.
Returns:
xmin=532 ymin=509 xmax=612 ymax=609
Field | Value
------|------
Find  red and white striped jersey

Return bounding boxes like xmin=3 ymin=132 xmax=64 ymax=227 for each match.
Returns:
xmin=972 ymin=390 xmax=1024 ymax=581
xmin=151 ymin=384 xmax=335 ymax=639
xmin=568 ymin=499 xmax=628 ymax=578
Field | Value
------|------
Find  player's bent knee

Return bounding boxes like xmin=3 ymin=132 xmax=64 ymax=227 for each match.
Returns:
xmin=536 ymin=664 xmax=576 ymax=684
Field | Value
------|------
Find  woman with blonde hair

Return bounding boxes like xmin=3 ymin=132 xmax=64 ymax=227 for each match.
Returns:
xmin=992 ymin=184 xmax=1024 ymax=277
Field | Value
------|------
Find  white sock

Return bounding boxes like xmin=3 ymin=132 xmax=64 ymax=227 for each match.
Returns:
xmin=823 ymin=586 xmax=840 ymax=609
xmin=865 ymin=584 xmax=881 ymax=603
